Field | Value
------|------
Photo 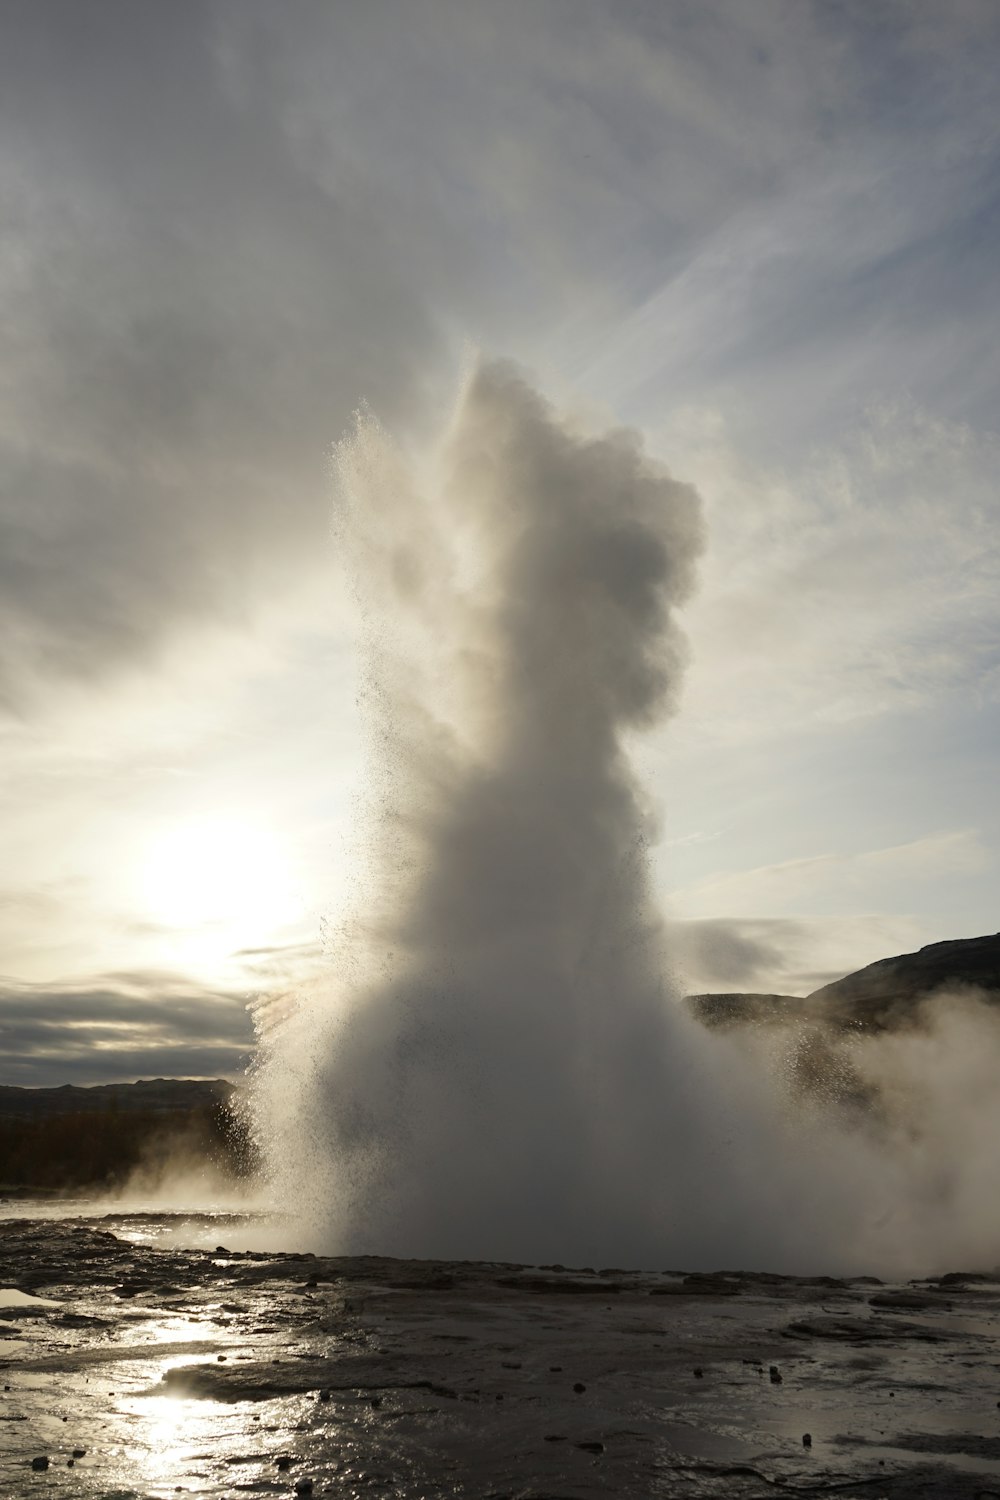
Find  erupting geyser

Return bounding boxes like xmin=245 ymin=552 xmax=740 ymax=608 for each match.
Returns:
xmin=252 ymin=359 xmax=767 ymax=1266
xmin=250 ymin=360 xmax=1000 ymax=1275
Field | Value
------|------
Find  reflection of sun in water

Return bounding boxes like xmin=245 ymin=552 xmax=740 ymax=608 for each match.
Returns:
xmin=124 ymin=1330 xmax=248 ymax=1493
xmin=141 ymin=814 xmax=301 ymax=967
xmin=128 ymin=1390 xmax=228 ymax=1495
xmin=123 ymin=1335 xmax=307 ymax=1497
xmin=136 ymin=1391 xmax=203 ymax=1460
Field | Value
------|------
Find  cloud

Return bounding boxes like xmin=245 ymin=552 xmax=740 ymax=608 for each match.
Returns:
xmin=0 ymin=3 xmax=449 ymax=706
xmin=0 ymin=970 xmax=252 ymax=1086
xmin=583 ymin=1 xmax=1000 ymax=447
xmin=5 ymin=3 xmax=997 ymax=711
xmin=668 ymin=913 xmax=931 ymax=998
xmin=672 ymin=829 xmax=990 ymax=923
xmin=667 ymin=917 xmax=792 ymax=991
xmin=651 ymin=400 xmax=1000 ymax=755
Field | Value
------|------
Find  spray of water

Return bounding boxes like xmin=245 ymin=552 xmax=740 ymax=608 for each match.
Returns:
xmin=251 ymin=359 xmax=1000 ymax=1274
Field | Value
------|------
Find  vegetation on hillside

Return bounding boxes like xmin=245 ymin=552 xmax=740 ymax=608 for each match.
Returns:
xmin=0 ymin=1097 xmax=258 ymax=1195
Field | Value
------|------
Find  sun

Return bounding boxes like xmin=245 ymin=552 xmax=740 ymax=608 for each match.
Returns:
xmin=141 ymin=814 xmax=300 ymax=947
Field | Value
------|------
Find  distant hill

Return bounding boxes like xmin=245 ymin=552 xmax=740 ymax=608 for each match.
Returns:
xmin=688 ymin=932 xmax=1000 ymax=1033
xmin=0 ymin=1078 xmax=253 ymax=1194
xmin=0 ymin=1077 xmax=236 ymax=1121
xmin=805 ymin=934 xmax=1000 ymax=1030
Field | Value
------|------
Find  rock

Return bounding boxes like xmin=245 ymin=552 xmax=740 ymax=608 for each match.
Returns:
xmin=682 ymin=1273 xmax=742 ymax=1296
xmin=803 ymin=1433 xmax=812 ymax=1447
xmin=769 ymin=1366 xmax=782 ymax=1384
xmin=495 ymin=1275 xmax=623 ymax=1294
xmin=30 ymin=1456 xmax=49 ymax=1471
xmin=869 ymin=1290 xmax=949 ymax=1311
xmin=785 ymin=1314 xmax=947 ymax=1343
xmin=784 ymin=1316 xmax=879 ymax=1342
xmin=573 ymin=1382 xmax=586 ymax=1393
xmin=576 ymin=1440 xmax=604 ymax=1454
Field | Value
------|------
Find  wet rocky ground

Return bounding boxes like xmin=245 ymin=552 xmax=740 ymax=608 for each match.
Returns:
xmin=3 ymin=1212 xmax=1000 ymax=1498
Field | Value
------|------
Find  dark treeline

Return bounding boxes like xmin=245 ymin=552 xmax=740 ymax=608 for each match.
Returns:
xmin=0 ymin=1099 xmax=258 ymax=1194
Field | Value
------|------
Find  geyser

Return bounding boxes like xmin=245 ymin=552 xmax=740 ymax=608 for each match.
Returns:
xmin=253 ymin=359 xmax=769 ymax=1267
xmin=251 ymin=359 xmax=1000 ymax=1274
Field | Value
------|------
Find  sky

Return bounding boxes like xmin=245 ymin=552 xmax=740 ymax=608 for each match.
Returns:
xmin=1 ymin=0 xmax=998 ymax=1086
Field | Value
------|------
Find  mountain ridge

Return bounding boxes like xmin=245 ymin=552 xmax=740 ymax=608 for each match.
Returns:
xmin=688 ymin=931 xmax=1000 ymax=1031
xmin=0 ymin=1077 xmax=236 ymax=1120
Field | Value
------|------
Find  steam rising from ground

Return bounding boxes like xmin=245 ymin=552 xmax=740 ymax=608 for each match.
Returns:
xmin=253 ymin=361 xmax=1000 ymax=1275
xmin=792 ymin=991 xmax=1000 ymax=1271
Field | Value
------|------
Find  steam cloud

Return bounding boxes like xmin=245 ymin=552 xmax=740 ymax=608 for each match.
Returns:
xmin=253 ymin=361 xmax=1000 ymax=1275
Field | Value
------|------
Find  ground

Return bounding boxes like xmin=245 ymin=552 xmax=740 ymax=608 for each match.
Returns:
xmin=2 ymin=1211 xmax=1000 ymax=1498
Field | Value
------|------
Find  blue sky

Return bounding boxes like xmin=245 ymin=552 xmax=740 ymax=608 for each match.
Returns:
xmin=1 ymin=1 xmax=998 ymax=1083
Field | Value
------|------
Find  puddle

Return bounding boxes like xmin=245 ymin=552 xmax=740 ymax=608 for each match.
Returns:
xmin=0 ymin=1289 xmax=61 ymax=1312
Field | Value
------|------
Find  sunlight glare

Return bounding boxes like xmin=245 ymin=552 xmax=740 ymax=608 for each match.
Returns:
xmin=141 ymin=814 xmax=301 ymax=958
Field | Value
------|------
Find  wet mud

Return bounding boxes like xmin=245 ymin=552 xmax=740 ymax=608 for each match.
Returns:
xmin=3 ymin=1212 xmax=1000 ymax=1498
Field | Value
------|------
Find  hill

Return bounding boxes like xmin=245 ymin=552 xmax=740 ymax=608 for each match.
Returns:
xmin=0 ymin=1080 xmax=252 ymax=1194
xmin=0 ymin=1077 xmax=235 ymax=1121
xmin=688 ymin=932 xmax=1000 ymax=1032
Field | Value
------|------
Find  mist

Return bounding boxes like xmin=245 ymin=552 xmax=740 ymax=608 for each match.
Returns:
xmin=107 ymin=1106 xmax=261 ymax=1214
xmin=252 ymin=360 xmax=1000 ymax=1276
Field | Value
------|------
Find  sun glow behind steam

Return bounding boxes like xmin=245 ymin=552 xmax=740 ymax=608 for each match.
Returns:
xmin=141 ymin=815 xmax=301 ymax=968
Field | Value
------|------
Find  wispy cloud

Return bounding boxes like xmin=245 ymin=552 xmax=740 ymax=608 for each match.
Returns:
xmin=671 ymin=830 xmax=991 ymax=922
xmin=5 ymin=2 xmax=998 ymax=709
xmin=661 ymin=402 xmax=1000 ymax=748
